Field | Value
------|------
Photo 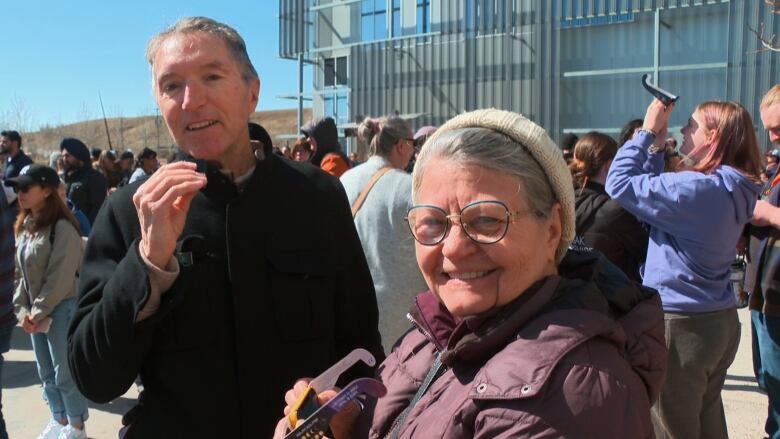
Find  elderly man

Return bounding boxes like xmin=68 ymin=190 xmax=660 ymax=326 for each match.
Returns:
xmin=67 ymin=17 xmax=382 ymax=439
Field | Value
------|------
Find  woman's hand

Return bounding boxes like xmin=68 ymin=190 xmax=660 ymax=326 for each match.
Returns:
xmin=272 ymin=378 xmax=362 ymax=439
xmin=21 ymin=315 xmax=35 ymax=334
xmin=643 ymin=98 xmax=674 ymax=137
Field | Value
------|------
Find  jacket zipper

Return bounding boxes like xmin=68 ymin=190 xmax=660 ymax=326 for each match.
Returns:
xmin=384 ymin=314 xmax=447 ymax=438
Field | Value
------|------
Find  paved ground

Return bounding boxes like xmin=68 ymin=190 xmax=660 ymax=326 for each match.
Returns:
xmin=1 ymin=307 xmax=770 ymax=438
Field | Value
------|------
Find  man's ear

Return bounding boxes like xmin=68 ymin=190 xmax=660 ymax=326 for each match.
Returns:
xmin=248 ymin=78 xmax=260 ymax=111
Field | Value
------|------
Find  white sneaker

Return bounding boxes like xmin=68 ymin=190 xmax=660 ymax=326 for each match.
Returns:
xmin=57 ymin=425 xmax=87 ymax=439
xmin=36 ymin=419 xmax=64 ymax=439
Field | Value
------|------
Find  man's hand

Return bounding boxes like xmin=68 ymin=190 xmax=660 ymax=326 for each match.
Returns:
xmin=643 ymin=99 xmax=674 ymax=137
xmin=752 ymin=200 xmax=780 ymax=228
xmin=132 ymin=162 xmax=207 ymax=268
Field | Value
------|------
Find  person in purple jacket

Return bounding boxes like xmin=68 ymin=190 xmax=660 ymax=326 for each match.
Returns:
xmin=606 ymin=98 xmax=764 ymax=439
xmin=276 ymin=109 xmax=667 ymax=439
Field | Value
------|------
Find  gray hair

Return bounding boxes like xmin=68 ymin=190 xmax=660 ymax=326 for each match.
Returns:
xmin=412 ymin=127 xmax=557 ymax=218
xmin=146 ymin=17 xmax=259 ymax=87
xmin=358 ymin=116 xmax=412 ymax=157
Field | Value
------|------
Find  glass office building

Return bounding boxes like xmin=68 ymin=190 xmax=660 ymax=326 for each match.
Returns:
xmin=279 ymin=0 xmax=780 ymax=150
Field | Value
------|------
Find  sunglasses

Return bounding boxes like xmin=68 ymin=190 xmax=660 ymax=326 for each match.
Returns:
xmin=11 ymin=183 xmax=46 ymax=194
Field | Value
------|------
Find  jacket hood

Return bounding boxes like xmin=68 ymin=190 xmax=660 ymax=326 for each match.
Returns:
xmin=574 ymin=181 xmax=611 ymax=232
xmin=409 ymin=250 xmax=666 ymax=403
xmin=716 ymin=165 xmax=762 ymax=224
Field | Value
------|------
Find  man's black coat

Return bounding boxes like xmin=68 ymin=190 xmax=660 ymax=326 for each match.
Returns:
xmin=67 ymin=153 xmax=384 ymax=438
xmin=63 ymin=164 xmax=107 ymax=225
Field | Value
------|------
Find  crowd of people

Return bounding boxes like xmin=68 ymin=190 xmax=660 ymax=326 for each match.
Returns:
xmin=0 ymin=14 xmax=780 ymax=439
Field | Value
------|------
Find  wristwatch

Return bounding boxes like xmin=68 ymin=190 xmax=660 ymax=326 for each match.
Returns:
xmin=635 ymin=129 xmax=663 ymax=154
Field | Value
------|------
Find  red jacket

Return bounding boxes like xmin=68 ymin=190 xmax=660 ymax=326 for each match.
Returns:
xmin=357 ymin=251 xmax=666 ymax=438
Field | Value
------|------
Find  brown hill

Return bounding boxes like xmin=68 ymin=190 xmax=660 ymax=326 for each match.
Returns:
xmin=22 ymin=108 xmax=311 ymax=163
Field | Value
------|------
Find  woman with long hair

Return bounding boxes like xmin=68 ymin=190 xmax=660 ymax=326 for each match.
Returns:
xmin=606 ymin=99 xmax=763 ymax=439
xmin=570 ymin=131 xmax=648 ymax=282
xmin=96 ymin=150 xmax=122 ymax=189
xmin=4 ymin=164 xmax=89 ymax=439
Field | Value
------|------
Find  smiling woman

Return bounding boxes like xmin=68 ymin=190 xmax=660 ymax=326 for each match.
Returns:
xmin=276 ymin=109 xmax=667 ymax=439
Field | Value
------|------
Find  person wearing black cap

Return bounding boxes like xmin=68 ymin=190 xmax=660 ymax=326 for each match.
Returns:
xmin=59 ymin=137 xmax=107 ymax=225
xmin=302 ymin=116 xmax=351 ymax=177
xmin=4 ymin=164 xmax=90 ymax=439
xmin=67 ymin=17 xmax=382 ymax=439
xmin=1 ymin=130 xmax=33 ymax=181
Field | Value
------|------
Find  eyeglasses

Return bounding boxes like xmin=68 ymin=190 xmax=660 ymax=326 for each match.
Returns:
xmin=12 ymin=185 xmax=32 ymax=194
xmin=405 ymin=200 xmax=536 ymax=246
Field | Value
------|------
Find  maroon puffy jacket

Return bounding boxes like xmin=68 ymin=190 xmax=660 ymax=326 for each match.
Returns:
xmin=356 ymin=251 xmax=667 ymax=439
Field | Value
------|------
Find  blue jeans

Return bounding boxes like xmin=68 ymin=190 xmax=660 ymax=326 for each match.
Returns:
xmin=0 ymin=319 xmax=14 ymax=439
xmin=30 ymin=298 xmax=89 ymax=425
xmin=753 ymin=309 xmax=780 ymax=439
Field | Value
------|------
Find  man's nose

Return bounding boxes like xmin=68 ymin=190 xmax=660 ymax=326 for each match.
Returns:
xmin=181 ymin=83 xmax=205 ymax=110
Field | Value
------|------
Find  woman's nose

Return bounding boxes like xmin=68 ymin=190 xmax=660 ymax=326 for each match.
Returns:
xmin=440 ymin=221 xmax=478 ymax=260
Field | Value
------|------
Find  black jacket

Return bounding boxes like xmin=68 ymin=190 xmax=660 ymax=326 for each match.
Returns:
xmin=746 ymin=172 xmax=780 ymax=316
xmin=4 ymin=150 xmax=33 ymax=180
xmin=67 ymin=153 xmax=384 ymax=438
xmin=573 ymin=181 xmax=648 ymax=283
xmin=63 ymin=164 xmax=107 ymax=225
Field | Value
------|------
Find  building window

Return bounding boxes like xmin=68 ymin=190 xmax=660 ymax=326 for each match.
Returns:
xmin=558 ymin=3 xmax=729 ymax=139
xmin=416 ymin=0 xmax=430 ymax=34
xmin=323 ymin=91 xmax=349 ymax=126
xmin=362 ymin=0 xmax=388 ymax=41
xmin=323 ymin=56 xmax=348 ymax=87
xmin=392 ymin=0 xmax=401 ymax=37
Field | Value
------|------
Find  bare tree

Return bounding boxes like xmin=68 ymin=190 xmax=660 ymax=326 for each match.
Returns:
xmin=749 ymin=23 xmax=780 ymax=53
xmin=77 ymin=101 xmax=94 ymax=123
xmin=749 ymin=2 xmax=780 ymax=53
xmin=2 ymin=95 xmax=35 ymax=132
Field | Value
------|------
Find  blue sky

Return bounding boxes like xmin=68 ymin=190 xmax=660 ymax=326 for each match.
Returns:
xmin=0 ymin=1 xmax=309 ymax=130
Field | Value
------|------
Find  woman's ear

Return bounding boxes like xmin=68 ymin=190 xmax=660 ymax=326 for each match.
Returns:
xmin=546 ymin=203 xmax=563 ymax=262
xmin=706 ymin=127 xmax=719 ymax=147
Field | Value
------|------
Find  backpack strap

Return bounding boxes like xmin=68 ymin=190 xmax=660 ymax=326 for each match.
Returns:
xmin=351 ymin=166 xmax=393 ymax=218
xmin=49 ymin=222 xmax=56 ymax=246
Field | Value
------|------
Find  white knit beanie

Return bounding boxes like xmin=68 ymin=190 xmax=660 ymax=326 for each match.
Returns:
xmin=424 ymin=108 xmax=575 ymax=262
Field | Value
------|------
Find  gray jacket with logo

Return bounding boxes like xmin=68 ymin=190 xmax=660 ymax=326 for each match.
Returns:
xmin=14 ymin=218 xmax=82 ymax=322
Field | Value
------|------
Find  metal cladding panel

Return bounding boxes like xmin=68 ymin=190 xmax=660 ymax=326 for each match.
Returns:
xmin=555 ymin=0 xmax=730 ymax=20
xmin=280 ymin=0 xmax=780 ymax=149
xmin=279 ymin=0 xmax=309 ymax=58
xmin=345 ymin=1 xmax=545 ymax=129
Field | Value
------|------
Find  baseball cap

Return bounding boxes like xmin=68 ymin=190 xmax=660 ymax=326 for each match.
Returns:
xmin=3 ymin=164 xmax=60 ymax=189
